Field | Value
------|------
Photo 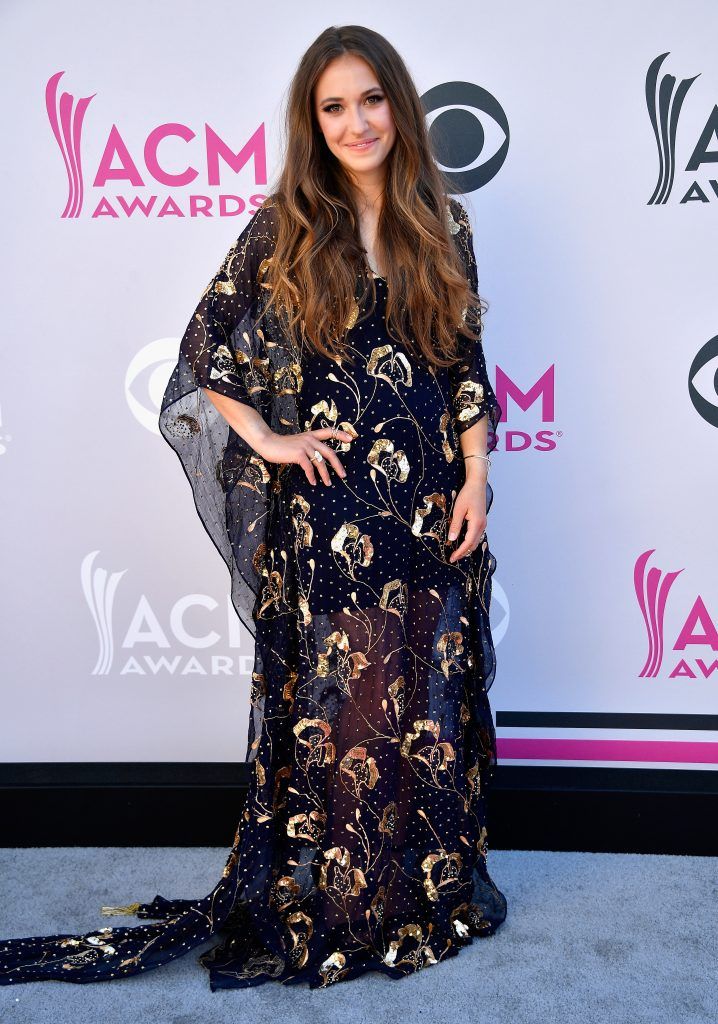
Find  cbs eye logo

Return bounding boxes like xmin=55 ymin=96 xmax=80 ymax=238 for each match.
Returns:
xmin=422 ymin=81 xmax=509 ymax=192
xmin=688 ymin=336 xmax=718 ymax=429
xmin=125 ymin=337 xmax=181 ymax=434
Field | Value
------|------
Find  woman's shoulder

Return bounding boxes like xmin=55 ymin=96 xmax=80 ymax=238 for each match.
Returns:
xmin=235 ymin=195 xmax=280 ymax=265
xmin=247 ymin=194 xmax=280 ymax=238
xmin=446 ymin=194 xmax=464 ymax=215
xmin=443 ymin=196 xmax=476 ymax=280
xmin=445 ymin=195 xmax=471 ymax=234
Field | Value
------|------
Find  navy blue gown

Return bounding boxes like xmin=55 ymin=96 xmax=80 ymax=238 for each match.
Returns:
xmin=0 ymin=196 xmax=507 ymax=989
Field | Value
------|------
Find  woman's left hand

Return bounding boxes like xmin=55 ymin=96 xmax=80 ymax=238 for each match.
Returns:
xmin=446 ymin=477 xmax=487 ymax=563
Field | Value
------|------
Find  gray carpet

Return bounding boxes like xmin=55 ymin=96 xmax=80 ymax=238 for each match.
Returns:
xmin=0 ymin=847 xmax=715 ymax=1023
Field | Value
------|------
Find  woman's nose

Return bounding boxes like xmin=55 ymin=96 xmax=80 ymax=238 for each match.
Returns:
xmin=347 ymin=105 xmax=369 ymax=133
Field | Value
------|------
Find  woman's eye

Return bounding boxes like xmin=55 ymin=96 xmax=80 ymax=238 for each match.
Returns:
xmin=322 ymin=95 xmax=384 ymax=114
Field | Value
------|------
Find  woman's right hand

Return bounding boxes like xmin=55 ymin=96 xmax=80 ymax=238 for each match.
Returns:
xmin=254 ymin=427 xmax=357 ymax=486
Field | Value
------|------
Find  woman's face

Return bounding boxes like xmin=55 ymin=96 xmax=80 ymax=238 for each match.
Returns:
xmin=314 ymin=53 xmax=396 ymax=184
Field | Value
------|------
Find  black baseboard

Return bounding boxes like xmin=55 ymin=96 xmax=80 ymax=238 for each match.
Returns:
xmin=1 ymin=763 xmax=715 ymax=855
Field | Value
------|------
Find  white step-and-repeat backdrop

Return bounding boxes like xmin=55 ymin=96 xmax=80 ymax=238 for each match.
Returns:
xmin=2 ymin=1 xmax=716 ymax=769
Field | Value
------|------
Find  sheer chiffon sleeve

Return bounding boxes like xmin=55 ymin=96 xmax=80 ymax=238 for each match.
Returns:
xmin=181 ymin=203 xmax=277 ymax=409
xmin=447 ymin=199 xmax=501 ymax=457
xmin=158 ymin=202 xmax=279 ymax=639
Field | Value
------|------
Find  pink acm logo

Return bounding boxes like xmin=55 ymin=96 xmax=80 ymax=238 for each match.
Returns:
xmin=494 ymin=365 xmax=559 ymax=453
xmin=634 ymin=548 xmax=717 ymax=679
xmin=46 ymin=70 xmax=267 ymax=219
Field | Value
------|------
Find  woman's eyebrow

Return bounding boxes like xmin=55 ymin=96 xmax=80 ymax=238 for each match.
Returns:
xmin=318 ymin=86 xmax=382 ymax=104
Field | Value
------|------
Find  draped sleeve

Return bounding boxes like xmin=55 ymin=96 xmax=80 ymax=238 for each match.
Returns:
xmin=180 ymin=204 xmax=277 ymax=409
xmin=158 ymin=202 xmax=279 ymax=639
xmin=447 ymin=198 xmax=502 ymax=458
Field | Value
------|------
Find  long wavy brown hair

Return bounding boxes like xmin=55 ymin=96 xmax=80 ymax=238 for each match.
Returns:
xmin=259 ymin=24 xmax=487 ymax=369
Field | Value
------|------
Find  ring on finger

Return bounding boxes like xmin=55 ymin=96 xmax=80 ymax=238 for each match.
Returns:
xmin=309 ymin=450 xmax=324 ymax=463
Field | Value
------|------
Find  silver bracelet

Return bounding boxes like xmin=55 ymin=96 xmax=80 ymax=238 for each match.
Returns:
xmin=463 ymin=453 xmax=491 ymax=468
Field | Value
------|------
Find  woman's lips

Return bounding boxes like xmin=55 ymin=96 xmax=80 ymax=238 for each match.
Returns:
xmin=346 ymin=138 xmax=378 ymax=150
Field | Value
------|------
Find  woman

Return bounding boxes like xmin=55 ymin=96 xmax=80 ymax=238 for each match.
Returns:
xmin=0 ymin=24 xmax=507 ymax=989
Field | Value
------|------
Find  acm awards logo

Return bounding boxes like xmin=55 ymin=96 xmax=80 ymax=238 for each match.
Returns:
xmin=46 ymin=70 xmax=510 ymax=219
xmin=46 ymin=69 xmax=268 ymax=220
xmin=634 ymin=550 xmax=717 ymax=681
xmin=646 ymin=52 xmax=718 ymax=205
xmin=81 ymin=550 xmax=255 ymax=677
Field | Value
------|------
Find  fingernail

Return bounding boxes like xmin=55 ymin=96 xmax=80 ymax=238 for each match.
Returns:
xmin=448 ymin=532 xmax=457 ymax=540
